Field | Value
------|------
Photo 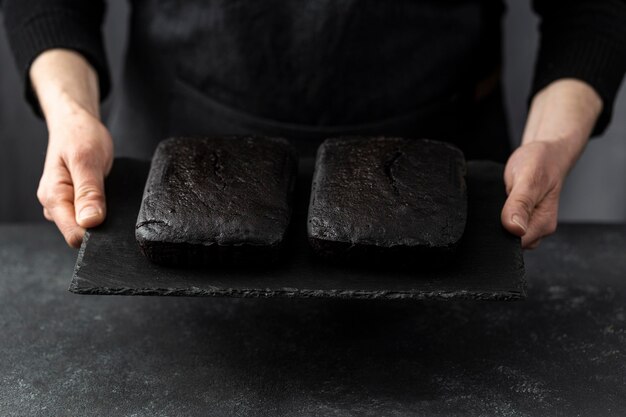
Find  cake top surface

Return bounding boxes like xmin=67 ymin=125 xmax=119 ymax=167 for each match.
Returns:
xmin=136 ymin=136 xmax=297 ymax=246
xmin=308 ymin=136 xmax=467 ymax=248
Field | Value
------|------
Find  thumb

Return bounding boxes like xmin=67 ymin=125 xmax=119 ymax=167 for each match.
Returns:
xmin=72 ymin=162 xmax=107 ymax=228
xmin=501 ymin=179 xmax=544 ymax=237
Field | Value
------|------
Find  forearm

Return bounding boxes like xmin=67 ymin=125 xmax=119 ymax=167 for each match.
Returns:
xmin=30 ymin=49 xmax=101 ymax=125
xmin=502 ymin=79 xmax=603 ymax=249
xmin=521 ymin=78 xmax=603 ymax=174
xmin=28 ymin=49 xmax=113 ymax=248
xmin=506 ymin=0 xmax=624 ymax=248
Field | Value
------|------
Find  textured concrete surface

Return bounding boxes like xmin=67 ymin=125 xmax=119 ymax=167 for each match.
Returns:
xmin=1 ymin=223 xmax=626 ymax=416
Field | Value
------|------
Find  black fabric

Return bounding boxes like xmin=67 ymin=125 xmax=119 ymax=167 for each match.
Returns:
xmin=111 ymin=68 xmax=511 ymax=164
xmin=109 ymin=0 xmax=510 ymax=160
xmin=127 ymin=0 xmax=497 ymax=126
xmin=2 ymin=0 xmax=624 ymax=136
xmin=2 ymin=0 xmax=110 ymax=114
xmin=532 ymin=0 xmax=626 ymax=135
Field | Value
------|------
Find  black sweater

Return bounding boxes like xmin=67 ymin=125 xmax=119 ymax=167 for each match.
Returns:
xmin=2 ymin=0 xmax=625 ymax=134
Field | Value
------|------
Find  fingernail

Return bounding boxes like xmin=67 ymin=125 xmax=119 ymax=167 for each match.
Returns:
xmin=79 ymin=206 xmax=101 ymax=221
xmin=511 ymin=214 xmax=527 ymax=233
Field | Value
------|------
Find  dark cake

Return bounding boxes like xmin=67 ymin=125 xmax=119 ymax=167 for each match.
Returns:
xmin=307 ymin=137 xmax=467 ymax=263
xmin=136 ymin=136 xmax=297 ymax=266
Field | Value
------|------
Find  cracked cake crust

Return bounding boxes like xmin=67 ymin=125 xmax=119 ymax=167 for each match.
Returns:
xmin=135 ymin=136 xmax=298 ymax=266
xmin=307 ymin=137 xmax=467 ymax=262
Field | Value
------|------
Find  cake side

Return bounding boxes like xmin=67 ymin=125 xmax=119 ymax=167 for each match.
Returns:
xmin=307 ymin=136 xmax=467 ymax=262
xmin=136 ymin=136 xmax=298 ymax=266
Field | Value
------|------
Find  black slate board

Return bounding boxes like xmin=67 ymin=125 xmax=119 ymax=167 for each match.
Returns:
xmin=71 ymin=158 xmax=526 ymax=300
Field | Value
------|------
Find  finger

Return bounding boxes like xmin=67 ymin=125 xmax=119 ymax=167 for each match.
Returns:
xmin=72 ymin=162 xmax=107 ymax=229
xmin=43 ymin=208 xmax=53 ymax=221
xmin=520 ymin=199 xmax=558 ymax=247
xmin=501 ymin=179 xmax=546 ymax=237
xmin=523 ymin=237 xmax=542 ymax=250
xmin=49 ymin=199 xmax=85 ymax=248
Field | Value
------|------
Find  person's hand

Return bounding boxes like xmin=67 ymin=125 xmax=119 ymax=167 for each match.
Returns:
xmin=501 ymin=141 xmax=567 ymax=249
xmin=38 ymin=105 xmax=113 ymax=248
xmin=501 ymin=79 xmax=602 ymax=249
xmin=30 ymin=49 xmax=112 ymax=248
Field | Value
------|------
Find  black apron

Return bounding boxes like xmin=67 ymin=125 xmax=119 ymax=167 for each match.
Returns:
xmin=108 ymin=0 xmax=511 ymax=162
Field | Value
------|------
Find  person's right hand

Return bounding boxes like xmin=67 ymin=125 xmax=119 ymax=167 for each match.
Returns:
xmin=38 ymin=104 xmax=113 ymax=248
xmin=30 ymin=49 xmax=112 ymax=248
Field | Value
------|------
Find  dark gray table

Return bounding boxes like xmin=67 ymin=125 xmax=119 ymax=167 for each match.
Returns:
xmin=1 ymin=223 xmax=625 ymax=416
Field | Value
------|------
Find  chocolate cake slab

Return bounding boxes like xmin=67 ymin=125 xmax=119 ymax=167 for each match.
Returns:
xmin=135 ymin=136 xmax=297 ymax=266
xmin=307 ymin=137 xmax=467 ymax=262
xmin=70 ymin=158 xmax=526 ymax=300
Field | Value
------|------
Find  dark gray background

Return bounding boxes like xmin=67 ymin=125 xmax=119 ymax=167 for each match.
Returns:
xmin=1 ymin=0 xmax=624 ymax=223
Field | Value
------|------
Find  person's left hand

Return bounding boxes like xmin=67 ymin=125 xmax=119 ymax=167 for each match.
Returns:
xmin=500 ymin=140 xmax=568 ymax=249
xmin=500 ymin=79 xmax=602 ymax=249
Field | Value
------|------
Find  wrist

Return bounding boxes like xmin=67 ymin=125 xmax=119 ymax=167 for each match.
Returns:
xmin=522 ymin=134 xmax=584 ymax=177
xmin=44 ymin=98 xmax=112 ymax=155
xmin=521 ymin=79 xmax=602 ymax=174
xmin=30 ymin=49 xmax=100 ymax=122
xmin=44 ymin=91 xmax=100 ymax=130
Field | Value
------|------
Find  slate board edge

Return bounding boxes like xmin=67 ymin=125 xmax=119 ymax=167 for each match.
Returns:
xmin=68 ymin=283 xmax=524 ymax=300
xmin=69 ymin=229 xmax=92 ymax=293
xmin=514 ymin=247 xmax=528 ymax=299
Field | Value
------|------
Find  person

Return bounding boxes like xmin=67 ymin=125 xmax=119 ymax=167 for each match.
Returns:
xmin=2 ymin=0 xmax=625 ymax=250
